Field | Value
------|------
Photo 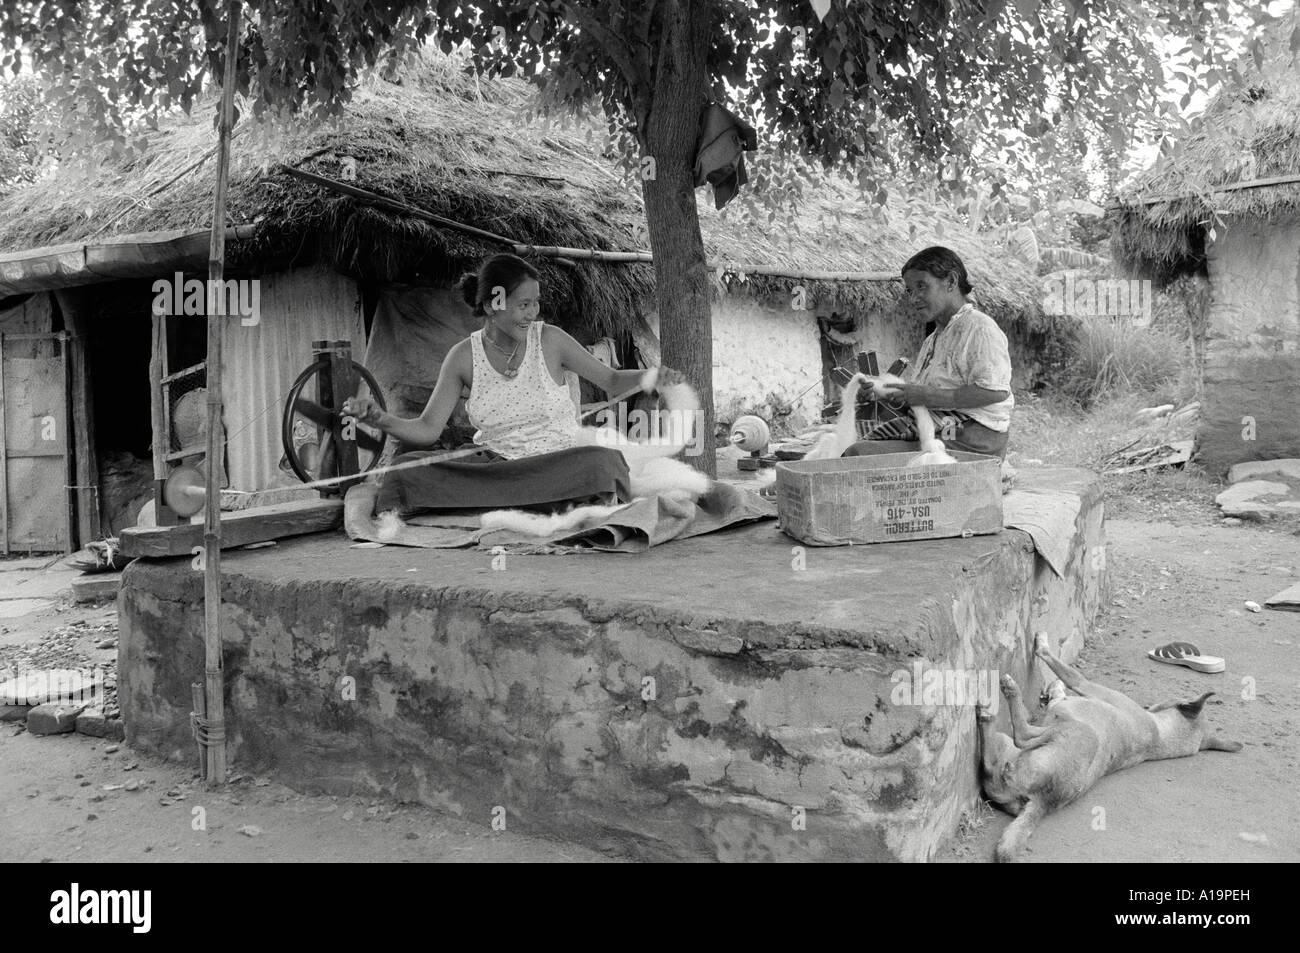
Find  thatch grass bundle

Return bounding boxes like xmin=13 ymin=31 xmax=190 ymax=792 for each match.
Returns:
xmin=1109 ymin=10 xmax=1300 ymax=284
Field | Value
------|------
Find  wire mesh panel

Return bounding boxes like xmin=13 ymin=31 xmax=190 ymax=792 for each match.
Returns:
xmin=1 ymin=333 xmax=71 ymax=553
xmin=164 ymin=363 xmax=207 ymax=458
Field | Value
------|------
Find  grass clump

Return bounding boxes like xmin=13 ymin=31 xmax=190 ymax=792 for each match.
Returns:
xmin=1050 ymin=317 xmax=1187 ymax=409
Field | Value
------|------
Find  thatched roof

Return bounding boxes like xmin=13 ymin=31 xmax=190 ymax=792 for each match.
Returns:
xmin=0 ymin=51 xmax=1042 ymax=340
xmin=703 ymin=176 xmax=1043 ymax=329
xmin=1110 ymin=11 xmax=1300 ymax=284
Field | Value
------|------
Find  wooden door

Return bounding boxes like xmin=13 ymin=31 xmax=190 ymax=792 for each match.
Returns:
xmin=0 ymin=332 xmax=73 ymax=553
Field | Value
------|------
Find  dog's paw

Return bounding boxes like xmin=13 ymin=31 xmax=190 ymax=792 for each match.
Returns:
xmin=1033 ymin=633 xmax=1051 ymax=658
xmin=1000 ymin=673 xmax=1021 ymax=698
xmin=1043 ymin=679 xmax=1066 ymax=705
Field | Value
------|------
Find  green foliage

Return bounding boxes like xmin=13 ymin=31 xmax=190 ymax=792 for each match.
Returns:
xmin=1050 ymin=316 xmax=1186 ymax=408
xmin=0 ymin=74 xmax=43 ymax=191
xmin=0 ymin=2 xmax=1272 ymax=197
xmin=0 ymin=1 xmax=436 ymax=160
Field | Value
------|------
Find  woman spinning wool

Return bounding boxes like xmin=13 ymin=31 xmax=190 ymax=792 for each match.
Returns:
xmin=843 ymin=246 xmax=1014 ymax=460
xmin=344 ymin=253 xmax=684 ymax=515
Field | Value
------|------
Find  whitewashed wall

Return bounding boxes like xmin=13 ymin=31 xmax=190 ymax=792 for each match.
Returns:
xmin=710 ymin=297 xmax=822 ymax=418
xmin=646 ymin=291 xmax=912 ymax=424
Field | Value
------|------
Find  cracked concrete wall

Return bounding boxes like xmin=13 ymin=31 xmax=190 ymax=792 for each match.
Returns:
xmin=1199 ymin=213 xmax=1300 ymax=474
xmin=119 ymin=480 xmax=1104 ymax=862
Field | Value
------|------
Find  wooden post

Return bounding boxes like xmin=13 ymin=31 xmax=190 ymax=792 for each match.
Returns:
xmin=202 ymin=0 xmax=241 ymax=788
xmin=327 ymin=341 xmax=360 ymax=492
xmin=150 ymin=315 xmax=166 ymax=483
xmin=149 ymin=312 xmax=178 ymax=527
xmin=0 ymin=333 xmax=7 ymax=556
xmin=61 ymin=331 xmax=75 ymax=552
xmin=55 ymin=289 xmax=103 ymax=546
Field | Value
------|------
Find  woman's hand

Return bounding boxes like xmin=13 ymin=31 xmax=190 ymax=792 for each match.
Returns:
xmin=341 ymin=396 xmax=384 ymax=427
xmin=653 ymin=365 xmax=688 ymax=390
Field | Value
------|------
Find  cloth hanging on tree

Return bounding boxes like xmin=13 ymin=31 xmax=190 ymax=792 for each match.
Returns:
xmin=693 ymin=103 xmax=757 ymax=210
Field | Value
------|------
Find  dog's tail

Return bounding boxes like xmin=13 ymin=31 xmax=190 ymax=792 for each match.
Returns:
xmin=995 ymin=798 xmax=1049 ymax=863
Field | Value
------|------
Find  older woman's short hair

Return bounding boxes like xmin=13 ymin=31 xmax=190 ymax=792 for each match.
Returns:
xmin=902 ymin=246 xmax=973 ymax=296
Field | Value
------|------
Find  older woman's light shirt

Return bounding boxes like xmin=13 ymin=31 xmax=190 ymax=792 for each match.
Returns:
xmin=908 ymin=303 xmax=1014 ymax=432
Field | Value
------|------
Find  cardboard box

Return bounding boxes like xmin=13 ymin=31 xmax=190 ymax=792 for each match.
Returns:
xmin=775 ymin=451 xmax=1003 ymax=546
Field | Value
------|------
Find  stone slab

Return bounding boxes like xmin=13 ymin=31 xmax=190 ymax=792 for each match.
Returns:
xmin=71 ymin=573 xmax=123 ymax=604
xmin=1228 ymin=459 xmax=1300 ymax=485
xmin=1215 ymin=480 xmax=1298 ymax=519
xmin=1265 ymin=582 xmax=1300 ymax=611
xmin=0 ymin=669 xmax=106 ymax=706
xmin=119 ymin=467 xmax=1106 ymax=862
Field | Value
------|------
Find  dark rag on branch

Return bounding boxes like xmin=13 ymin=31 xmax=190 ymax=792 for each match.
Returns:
xmin=694 ymin=103 xmax=757 ymax=210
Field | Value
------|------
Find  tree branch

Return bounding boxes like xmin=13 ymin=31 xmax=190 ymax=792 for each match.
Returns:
xmin=562 ymin=2 xmax=646 ymax=93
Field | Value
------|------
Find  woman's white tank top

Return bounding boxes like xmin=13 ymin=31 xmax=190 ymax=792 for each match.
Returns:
xmin=465 ymin=321 xmax=582 ymax=459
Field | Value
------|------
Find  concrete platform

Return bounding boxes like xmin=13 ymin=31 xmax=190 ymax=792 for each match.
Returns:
xmin=118 ymin=467 xmax=1106 ymax=861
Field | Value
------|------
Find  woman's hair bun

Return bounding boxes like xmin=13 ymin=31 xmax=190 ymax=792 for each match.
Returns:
xmin=456 ymin=272 xmax=479 ymax=309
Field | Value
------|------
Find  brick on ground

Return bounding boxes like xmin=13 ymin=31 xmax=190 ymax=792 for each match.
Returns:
xmin=0 ymin=704 xmax=32 ymax=722
xmin=75 ymin=708 xmax=126 ymax=740
xmin=26 ymin=703 xmax=86 ymax=735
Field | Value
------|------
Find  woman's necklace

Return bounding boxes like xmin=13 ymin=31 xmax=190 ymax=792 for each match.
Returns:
xmin=485 ymin=325 xmax=521 ymax=378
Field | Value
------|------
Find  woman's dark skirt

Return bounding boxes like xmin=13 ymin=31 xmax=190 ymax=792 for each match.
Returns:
xmin=374 ymin=445 xmax=632 ymax=516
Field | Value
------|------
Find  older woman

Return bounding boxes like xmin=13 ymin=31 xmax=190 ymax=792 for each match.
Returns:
xmin=344 ymin=253 xmax=661 ymax=514
xmin=843 ymin=246 xmax=1014 ymax=459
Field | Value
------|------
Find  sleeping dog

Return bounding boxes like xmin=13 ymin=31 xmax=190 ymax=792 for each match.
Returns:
xmin=977 ymin=632 xmax=1242 ymax=862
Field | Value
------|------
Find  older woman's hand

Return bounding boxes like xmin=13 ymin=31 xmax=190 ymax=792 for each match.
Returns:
xmin=900 ymin=383 xmax=938 ymax=407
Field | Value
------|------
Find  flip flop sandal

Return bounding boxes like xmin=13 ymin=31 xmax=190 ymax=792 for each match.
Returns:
xmin=1147 ymin=641 xmax=1225 ymax=674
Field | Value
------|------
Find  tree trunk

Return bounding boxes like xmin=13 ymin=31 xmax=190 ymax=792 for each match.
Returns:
xmin=640 ymin=0 xmax=715 ymax=476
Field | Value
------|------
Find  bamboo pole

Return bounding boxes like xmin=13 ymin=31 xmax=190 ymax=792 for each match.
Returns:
xmin=202 ymin=0 xmax=241 ymax=788
xmin=1109 ymin=171 xmax=1300 ymax=210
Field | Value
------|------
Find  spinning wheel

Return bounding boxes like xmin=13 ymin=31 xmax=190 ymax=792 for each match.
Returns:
xmin=280 ymin=342 xmax=388 ymax=486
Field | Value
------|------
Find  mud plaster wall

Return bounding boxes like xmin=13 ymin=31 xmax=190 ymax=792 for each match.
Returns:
xmin=1198 ymin=213 xmax=1300 ymax=474
xmin=118 ymin=473 xmax=1105 ymax=862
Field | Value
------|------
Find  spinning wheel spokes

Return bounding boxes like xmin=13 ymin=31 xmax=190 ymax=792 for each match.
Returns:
xmin=281 ymin=356 xmax=387 ymax=485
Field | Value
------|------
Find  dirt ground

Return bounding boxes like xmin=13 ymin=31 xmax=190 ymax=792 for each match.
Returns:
xmin=941 ymin=516 xmax=1300 ymax=862
xmin=2 ymin=510 xmax=1297 ymax=863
